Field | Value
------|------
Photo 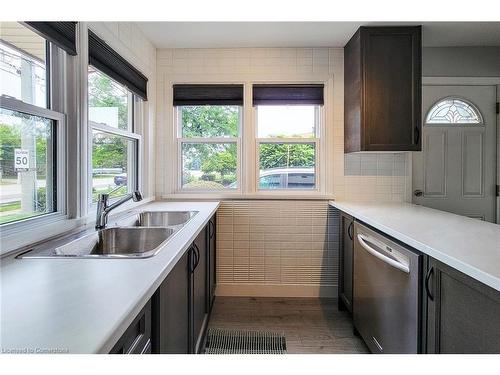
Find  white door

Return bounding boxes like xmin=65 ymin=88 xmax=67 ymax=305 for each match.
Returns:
xmin=412 ymin=85 xmax=497 ymax=222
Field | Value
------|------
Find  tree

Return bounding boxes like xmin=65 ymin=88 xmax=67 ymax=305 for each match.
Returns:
xmin=181 ymin=106 xmax=238 ymax=138
xmin=92 ymin=136 xmax=127 ymax=169
xmin=259 ymin=143 xmax=314 ymax=170
xmin=88 ymin=71 xmax=128 ymax=129
xmin=181 ymin=106 xmax=239 ymax=172
xmin=201 ymin=146 xmax=237 ymax=181
xmin=88 ymin=71 xmax=129 ymax=170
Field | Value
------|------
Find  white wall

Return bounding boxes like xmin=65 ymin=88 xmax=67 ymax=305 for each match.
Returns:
xmin=423 ymin=47 xmax=500 ymax=77
xmin=88 ymin=22 xmax=157 ymax=200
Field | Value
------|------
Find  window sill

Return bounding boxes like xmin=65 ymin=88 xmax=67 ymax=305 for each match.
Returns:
xmin=162 ymin=193 xmax=335 ymax=201
xmin=0 ymin=214 xmax=85 ymax=257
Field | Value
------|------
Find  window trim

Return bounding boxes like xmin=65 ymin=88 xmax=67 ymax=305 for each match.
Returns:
xmin=167 ymin=80 xmax=328 ymax=198
xmin=87 ymin=66 xmax=143 ymax=208
xmin=88 ymin=121 xmax=142 ymax=207
xmin=0 ymin=96 xmax=67 ymax=235
xmin=254 ymin=104 xmax=322 ymax=193
xmin=175 ymin=105 xmax=243 ymax=193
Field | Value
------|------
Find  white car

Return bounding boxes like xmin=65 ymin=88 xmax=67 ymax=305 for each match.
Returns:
xmin=229 ymin=168 xmax=315 ymax=189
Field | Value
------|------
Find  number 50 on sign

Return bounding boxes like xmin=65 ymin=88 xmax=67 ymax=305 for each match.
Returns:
xmin=14 ymin=149 xmax=30 ymax=170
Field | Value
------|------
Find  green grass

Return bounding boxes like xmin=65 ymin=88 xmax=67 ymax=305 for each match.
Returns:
xmin=92 ymin=174 xmax=118 ymax=179
xmin=0 ymin=212 xmax=42 ymax=225
xmin=0 ymin=201 xmax=21 ymax=213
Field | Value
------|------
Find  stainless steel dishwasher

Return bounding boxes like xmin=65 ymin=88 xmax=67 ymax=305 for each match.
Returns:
xmin=353 ymin=222 xmax=421 ymax=354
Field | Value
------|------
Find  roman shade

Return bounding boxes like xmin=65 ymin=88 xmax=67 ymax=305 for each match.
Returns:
xmin=88 ymin=30 xmax=148 ymax=100
xmin=252 ymin=84 xmax=324 ymax=105
xmin=173 ymin=84 xmax=244 ymax=106
xmin=25 ymin=22 xmax=78 ymax=56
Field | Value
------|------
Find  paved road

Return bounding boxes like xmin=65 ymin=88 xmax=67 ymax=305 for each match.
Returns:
xmin=0 ymin=177 xmax=117 ymax=204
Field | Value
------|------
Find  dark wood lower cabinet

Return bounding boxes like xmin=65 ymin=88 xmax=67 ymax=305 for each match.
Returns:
xmin=110 ymin=300 xmax=152 ymax=354
xmin=152 ymin=251 xmax=190 ymax=354
xmin=424 ymin=257 xmax=500 ymax=353
xmin=150 ymin=219 xmax=215 ymax=354
xmin=338 ymin=212 xmax=354 ymax=313
xmin=191 ymin=226 xmax=208 ymax=354
xmin=207 ymin=214 xmax=216 ymax=311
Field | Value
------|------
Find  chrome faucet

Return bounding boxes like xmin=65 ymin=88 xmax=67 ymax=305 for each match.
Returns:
xmin=95 ymin=190 xmax=143 ymax=230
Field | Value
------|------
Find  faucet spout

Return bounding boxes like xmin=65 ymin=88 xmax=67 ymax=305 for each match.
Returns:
xmin=95 ymin=190 xmax=143 ymax=230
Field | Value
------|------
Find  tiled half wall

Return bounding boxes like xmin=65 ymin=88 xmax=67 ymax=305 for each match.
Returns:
xmin=216 ymin=200 xmax=339 ymax=298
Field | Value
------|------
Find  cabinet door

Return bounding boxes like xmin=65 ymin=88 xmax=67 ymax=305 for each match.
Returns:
xmin=154 ymin=251 xmax=190 ymax=354
xmin=339 ymin=212 xmax=354 ymax=313
xmin=425 ymin=257 xmax=500 ymax=353
xmin=191 ymin=226 xmax=208 ymax=354
xmin=207 ymin=214 xmax=216 ymax=311
xmin=363 ymin=27 xmax=421 ymax=151
xmin=344 ymin=26 xmax=421 ymax=153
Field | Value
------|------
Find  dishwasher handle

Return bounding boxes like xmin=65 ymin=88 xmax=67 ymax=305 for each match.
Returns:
xmin=357 ymin=234 xmax=410 ymax=274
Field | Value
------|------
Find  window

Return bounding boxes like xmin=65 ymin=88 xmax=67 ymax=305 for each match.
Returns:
xmin=0 ymin=23 xmax=65 ymax=226
xmin=0 ymin=107 xmax=58 ymax=224
xmin=256 ymin=105 xmax=319 ymax=190
xmin=172 ymin=83 xmax=323 ymax=194
xmin=178 ymin=105 xmax=240 ymax=190
xmin=0 ymin=22 xmax=48 ymax=108
xmin=88 ymin=67 xmax=139 ymax=203
xmin=426 ymin=97 xmax=483 ymax=124
xmin=174 ymin=84 xmax=243 ymax=191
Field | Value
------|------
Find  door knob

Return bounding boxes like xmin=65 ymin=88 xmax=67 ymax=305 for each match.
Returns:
xmin=414 ymin=189 xmax=423 ymax=197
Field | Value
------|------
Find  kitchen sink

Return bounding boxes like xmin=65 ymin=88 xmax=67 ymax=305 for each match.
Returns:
xmin=116 ymin=210 xmax=198 ymax=228
xmin=19 ymin=210 xmax=198 ymax=259
xmin=21 ymin=227 xmax=175 ymax=259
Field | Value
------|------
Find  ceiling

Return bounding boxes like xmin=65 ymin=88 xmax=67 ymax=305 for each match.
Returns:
xmin=137 ymin=22 xmax=500 ymax=49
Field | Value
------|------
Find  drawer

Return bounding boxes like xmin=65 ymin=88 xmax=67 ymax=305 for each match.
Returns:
xmin=110 ymin=300 xmax=152 ymax=354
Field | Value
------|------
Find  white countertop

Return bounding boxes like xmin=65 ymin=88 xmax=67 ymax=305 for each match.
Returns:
xmin=329 ymin=200 xmax=500 ymax=292
xmin=0 ymin=201 xmax=219 ymax=354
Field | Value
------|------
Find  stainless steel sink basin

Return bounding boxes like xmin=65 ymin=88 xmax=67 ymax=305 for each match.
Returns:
xmin=19 ymin=210 xmax=198 ymax=259
xmin=115 ymin=210 xmax=198 ymax=228
xmin=137 ymin=211 xmax=198 ymax=227
xmin=22 ymin=227 xmax=174 ymax=259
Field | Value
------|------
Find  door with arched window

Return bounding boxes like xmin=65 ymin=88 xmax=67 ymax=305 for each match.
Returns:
xmin=412 ymin=85 xmax=497 ymax=222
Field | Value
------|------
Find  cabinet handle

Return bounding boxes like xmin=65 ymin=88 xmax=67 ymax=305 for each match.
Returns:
xmin=348 ymin=222 xmax=354 ymax=241
xmin=190 ymin=245 xmax=198 ymax=273
xmin=425 ymin=266 xmax=434 ymax=301
xmin=357 ymin=234 xmax=410 ymax=273
xmin=414 ymin=126 xmax=420 ymax=145
xmin=193 ymin=243 xmax=200 ymax=270
xmin=208 ymin=220 xmax=215 ymax=239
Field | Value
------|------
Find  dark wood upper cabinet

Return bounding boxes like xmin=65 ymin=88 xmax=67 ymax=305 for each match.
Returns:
xmin=344 ymin=26 xmax=422 ymax=152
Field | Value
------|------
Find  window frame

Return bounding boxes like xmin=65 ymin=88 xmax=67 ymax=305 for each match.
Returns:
xmin=425 ymin=96 xmax=485 ymax=126
xmin=0 ymin=95 xmax=66 ymax=231
xmin=87 ymin=67 xmax=142 ymax=207
xmin=175 ymin=105 xmax=243 ymax=193
xmin=254 ymin=104 xmax=322 ymax=193
xmin=0 ymin=28 xmax=69 ymax=243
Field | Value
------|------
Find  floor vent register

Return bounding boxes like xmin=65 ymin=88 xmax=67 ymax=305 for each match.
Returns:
xmin=204 ymin=328 xmax=287 ymax=354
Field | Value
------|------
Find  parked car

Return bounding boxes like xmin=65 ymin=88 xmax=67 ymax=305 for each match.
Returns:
xmin=228 ymin=168 xmax=315 ymax=189
xmin=114 ymin=173 xmax=127 ymax=186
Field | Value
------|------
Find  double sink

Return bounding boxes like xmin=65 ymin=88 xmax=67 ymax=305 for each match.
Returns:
xmin=21 ymin=211 xmax=198 ymax=259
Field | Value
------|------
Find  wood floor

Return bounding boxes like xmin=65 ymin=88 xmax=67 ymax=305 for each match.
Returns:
xmin=207 ymin=297 xmax=369 ymax=354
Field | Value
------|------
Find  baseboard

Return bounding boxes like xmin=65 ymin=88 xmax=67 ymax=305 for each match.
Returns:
xmin=215 ymin=284 xmax=337 ymax=298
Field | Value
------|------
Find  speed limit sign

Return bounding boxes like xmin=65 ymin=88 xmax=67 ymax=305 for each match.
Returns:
xmin=14 ymin=149 xmax=30 ymax=171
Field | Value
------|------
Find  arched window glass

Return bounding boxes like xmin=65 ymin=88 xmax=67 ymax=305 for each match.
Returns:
xmin=425 ymin=98 xmax=482 ymax=124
